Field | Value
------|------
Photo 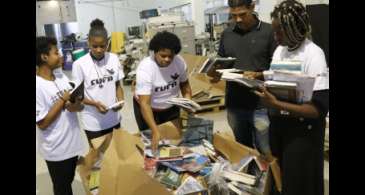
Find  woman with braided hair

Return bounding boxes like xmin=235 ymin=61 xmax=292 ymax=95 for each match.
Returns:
xmin=254 ymin=1 xmax=329 ymax=195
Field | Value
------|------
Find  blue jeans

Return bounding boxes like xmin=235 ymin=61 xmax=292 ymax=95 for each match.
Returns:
xmin=227 ymin=108 xmax=271 ymax=155
xmin=253 ymin=108 xmax=271 ymax=155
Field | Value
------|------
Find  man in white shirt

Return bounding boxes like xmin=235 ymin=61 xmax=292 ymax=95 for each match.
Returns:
xmin=134 ymin=31 xmax=192 ymax=153
xmin=36 ymin=36 xmax=85 ymax=195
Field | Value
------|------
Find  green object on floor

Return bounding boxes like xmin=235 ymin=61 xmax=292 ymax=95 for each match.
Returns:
xmin=72 ymin=49 xmax=87 ymax=60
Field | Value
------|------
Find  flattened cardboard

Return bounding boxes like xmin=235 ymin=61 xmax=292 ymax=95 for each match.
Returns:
xmin=99 ymin=124 xmax=183 ymax=195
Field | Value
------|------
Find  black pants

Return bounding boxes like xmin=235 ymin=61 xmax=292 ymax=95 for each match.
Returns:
xmin=227 ymin=107 xmax=255 ymax=148
xmin=45 ymin=156 xmax=78 ymax=195
xmin=133 ymin=97 xmax=180 ymax=131
xmin=269 ymin=117 xmax=325 ymax=195
xmin=84 ymin=123 xmax=121 ymax=140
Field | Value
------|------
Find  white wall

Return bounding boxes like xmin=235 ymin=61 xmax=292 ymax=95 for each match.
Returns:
xmin=41 ymin=0 xmax=328 ymax=37
xmin=261 ymin=0 xmax=329 ymax=23
xmin=75 ymin=0 xmax=191 ymax=36
xmin=256 ymin=0 xmax=277 ymax=23
xmin=36 ymin=0 xmax=78 ymax=36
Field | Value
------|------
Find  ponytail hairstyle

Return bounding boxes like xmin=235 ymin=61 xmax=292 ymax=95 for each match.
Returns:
xmin=88 ymin=18 xmax=108 ymax=40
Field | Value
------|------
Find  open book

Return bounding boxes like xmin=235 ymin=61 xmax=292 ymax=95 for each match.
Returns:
xmin=166 ymin=98 xmax=202 ymax=113
xmin=221 ymin=72 xmax=264 ymax=89
xmin=198 ymin=57 xmax=236 ymax=74
xmin=69 ymin=81 xmax=84 ymax=103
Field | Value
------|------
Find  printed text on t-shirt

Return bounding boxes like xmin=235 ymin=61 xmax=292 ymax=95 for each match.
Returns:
xmin=91 ymin=76 xmax=114 ymax=86
xmin=154 ymin=73 xmax=180 ymax=92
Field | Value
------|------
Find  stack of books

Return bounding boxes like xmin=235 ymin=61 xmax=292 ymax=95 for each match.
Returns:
xmin=166 ymin=97 xmax=202 ymax=113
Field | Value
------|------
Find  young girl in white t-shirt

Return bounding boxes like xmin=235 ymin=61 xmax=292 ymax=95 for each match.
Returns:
xmin=72 ymin=19 xmax=125 ymax=167
xmin=134 ymin=31 xmax=193 ymax=153
xmin=36 ymin=36 xmax=85 ymax=195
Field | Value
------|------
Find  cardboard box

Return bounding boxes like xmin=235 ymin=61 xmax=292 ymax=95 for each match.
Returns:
xmin=213 ymin=132 xmax=282 ymax=194
xmin=78 ymin=122 xmax=182 ymax=195
xmin=180 ymin=54 xmax=226 ymax=99
xmin=77 ymin=133 xmax=113 ymax=195
xmin=180 ymin=53 xmax=208 ymax=75
xmin=78 ymin=124 xmax=281 ymax=195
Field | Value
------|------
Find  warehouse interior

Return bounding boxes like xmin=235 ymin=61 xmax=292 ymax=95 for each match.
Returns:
xmin=36 ymin=0 xmax=329 ymax=194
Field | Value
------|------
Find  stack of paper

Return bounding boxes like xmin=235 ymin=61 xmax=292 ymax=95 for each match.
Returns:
xmin=265 ymin=80 xmax=298 ymax=103
xmin=269 ymin=70 xmax=315 ymax=103
xmin=166 ymin=98 xmax=202 ymax=113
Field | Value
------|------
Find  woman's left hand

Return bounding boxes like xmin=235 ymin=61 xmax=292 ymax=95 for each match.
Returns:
xmin=254 ymin=86 xmax=278 ymax=108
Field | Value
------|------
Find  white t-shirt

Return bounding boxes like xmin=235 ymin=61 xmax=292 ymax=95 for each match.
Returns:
xmin=36 ymin=74 xmax=84 ymax=161
xmin=272 ymin=39 xmax=329 ymax=91
xmin=72 ymin=52 xmax=125 ymax=131
xmin=135 ymin=54 xmax=188 ymax=109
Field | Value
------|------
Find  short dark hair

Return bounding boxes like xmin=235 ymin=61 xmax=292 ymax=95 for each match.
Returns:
xmin=89 ymin=18 xmax=108 ymax=40
xmin=148 ymin=31 xmax=181 ymax=54
xmin=36 ymin=36 xmax=58 ymax=66
xmin=271 ymin=0 xmax=311 ymax=51
xmin=228 ymin=0 xmax=252 ymax=8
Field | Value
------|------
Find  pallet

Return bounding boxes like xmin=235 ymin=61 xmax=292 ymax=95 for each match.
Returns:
xmin=195 ymin=96 xmax=224 ymax=105
xmin=194 ymin=96 xmax=225 ymax=114
xmin=197 ymin=104 xmax=226 ymax=113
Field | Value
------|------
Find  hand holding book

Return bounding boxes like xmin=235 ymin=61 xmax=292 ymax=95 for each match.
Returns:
xmin=253 ymin=86 xmax=279 ymax=108
xmin=242 ymin=71 xmax=264 ymax=80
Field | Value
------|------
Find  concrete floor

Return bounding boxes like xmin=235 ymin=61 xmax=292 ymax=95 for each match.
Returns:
xmin=36 ymin=71 xmax=329 ymax=195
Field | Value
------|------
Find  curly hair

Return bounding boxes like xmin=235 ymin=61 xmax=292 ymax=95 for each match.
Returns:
xmin=271 ymin=0 xmax=311 ymax=51
xmin=148 ymin=31 xmax=181 ymax=54
xmin=36 ymin=36 xmax=58 ymax=66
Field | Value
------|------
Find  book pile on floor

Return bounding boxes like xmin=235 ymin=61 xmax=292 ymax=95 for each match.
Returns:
xmin=77 ymin=123 xmax=282 ymax=195
xmin=140 ymin=132 xmax=276 ymax=195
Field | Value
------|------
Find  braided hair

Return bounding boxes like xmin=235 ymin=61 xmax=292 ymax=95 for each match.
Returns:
xmin=88 ymin=18 xmax=108 ymax=40
xmin=271 ymin=0 xmax=311 ymax=51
